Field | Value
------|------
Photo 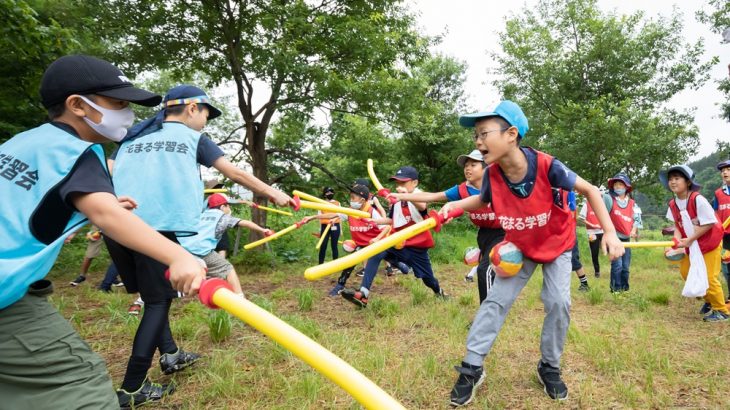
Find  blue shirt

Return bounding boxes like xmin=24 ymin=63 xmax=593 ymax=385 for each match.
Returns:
xmin=480 ymin=147 xmax=577 ymax=204
xmin=444 ymin=183 xmax=480 ymax=202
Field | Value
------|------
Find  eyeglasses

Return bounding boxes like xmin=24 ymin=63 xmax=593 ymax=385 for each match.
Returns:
xmin=473 ymin=127 xmax=510 ymax=141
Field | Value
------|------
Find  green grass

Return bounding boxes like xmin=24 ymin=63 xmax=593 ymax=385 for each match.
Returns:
xmin=48 ymin=227 xmax=730 ymax=409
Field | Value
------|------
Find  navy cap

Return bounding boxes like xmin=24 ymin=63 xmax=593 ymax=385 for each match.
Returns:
xmin=40 ymin=55 xmax=161 ymax=108
xmin=717 ymin=159 xmax=730 ymax=171
xmin=458 ymin=100 xmax=529 ymax=138
xmin=389 ymin=166 xmax=419 ymax=181
xmin=349 ymin=184 xmax=370 ymax=199
xmin=164 ymin=85 xmax=222 ymax=120
xmin=659 ymin=165 xmax=701 ymax=192
xmin=607 ymin=173 xmax=633 ymax=193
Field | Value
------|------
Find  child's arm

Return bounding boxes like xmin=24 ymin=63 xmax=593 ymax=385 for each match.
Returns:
xmin=389 ymin=191 xmax=447 ymax=204
xmin=676 ymin=223 xmax=713 ymax=248
xmin=212 ymin=157 xmax=294 ymax=207
xmin=438 ymin=194 xmax=484 ymax=217
xmin=236 ymin=219 xmax=273 ymax=235
xmin=303 ymin=213 xmax=343 ymax=223
xmin=72 ymin=192 xmax=205 ymax=294
xmin=574 ymin=177 xmax=624 ymax=260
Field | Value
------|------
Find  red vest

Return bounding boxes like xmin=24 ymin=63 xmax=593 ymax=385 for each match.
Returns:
xmin=714 ymin=187 xmax=730 ymax=234
xmin=488 ymin=149 xmax=575 ymax=263
xmin=585 ymin=202 xmax=600 ymax=227
xmin=669 ymin=191 xmax=723 ymax=254
xmin=348 ymin=203 xmax=383 ymax=247
xmin=457 ymin=182 xmax=501 ymax=229
xmin=609 ymin=197 xmax=635 ymax=237
xmin=393 ymin=201 xmax=434 ymax=249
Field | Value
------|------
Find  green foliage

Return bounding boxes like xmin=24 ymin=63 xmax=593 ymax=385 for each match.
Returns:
xmin=294 ymin=287 xmax=315 ymax=312
xmin=495 ymin=0 xmax=713 ymax=189
xmin=207 ymin=309 xmax=232 ymax=343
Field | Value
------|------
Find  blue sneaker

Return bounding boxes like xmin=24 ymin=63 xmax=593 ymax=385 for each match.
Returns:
xmin=328 ymin=284 xmax=344 ymax=297
xmin=699 ymin=302 xmax=711 ymax=315
xmin=702 ymin=310 xmax=729 ymax=322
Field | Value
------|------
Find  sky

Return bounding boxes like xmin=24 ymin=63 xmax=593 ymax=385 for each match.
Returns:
xmin=411 ymin=0 xmax=730 ymax=160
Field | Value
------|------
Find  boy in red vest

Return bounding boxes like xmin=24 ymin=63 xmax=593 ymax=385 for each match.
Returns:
xmin=390 ymin=150 xmax=504 ymax=304
xmin=712 ymin=159 xmax=730 ymax=301
xmin=661 ymin=165 xmax=729 ymax=321
xmin=340 ymin=166 xmax=448 ymax=307
xmin=579 ymin=191 xmax=605 ymax=278
xmin=303 ymin=184 xmax=394 ymax=296
xmin=441 ymin=100 xmax=624 ymax=405
xmin=605 ymin=173 xmax=642 ymax=292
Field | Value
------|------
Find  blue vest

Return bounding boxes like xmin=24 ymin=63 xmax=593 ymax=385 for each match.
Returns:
xmin=0 ymin=124 xmax=106 ymax=309
xmin=113 ymin=122 xmax=203 ymax=236
xmin=178 ymin=208 xmax=225 ymax=256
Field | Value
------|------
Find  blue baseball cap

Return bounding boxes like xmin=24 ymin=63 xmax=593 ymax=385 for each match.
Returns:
xmin=458 ymin=100 xmax=529 ymax=138
xmin=390 ymin=166 xmax=419 ymax=181
xmin=164 ymin=85 xmax=222 ymax=120
xmin=717 ymin=159 xmax=730 ymax=171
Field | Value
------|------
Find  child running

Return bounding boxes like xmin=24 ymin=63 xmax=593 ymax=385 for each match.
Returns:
xmin=340 ymin=166 xmax=448 ymax=307
xmin=107 ymin=84 xmax=293 ymax=408
xmin=661 ymin=165 xmax=729 ymax=321
xmin=390 ymin=149 xmax=504 ymax=304
xmin=0 ymin=54 xmax=205 ymax=409
xmin=440 ymin=100 xmax=623 ymax=405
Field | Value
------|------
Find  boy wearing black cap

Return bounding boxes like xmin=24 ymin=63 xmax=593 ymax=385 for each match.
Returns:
xmin=661 ymin=165 xmax=729 ymax=321
xmin=0 ymin=55 xmax=205 ymax=409
xmin=712 ymin=159 xmax=730 ymax=300
xmin=340 ymin=166 xmax=448 ymax=308
xmin=441 ymin=100 xmax=624 ymax=405
xmin=106 ymin=84 xmax=294 ymax=407
xmin=390 ymin=150 xmax=504 ymax=304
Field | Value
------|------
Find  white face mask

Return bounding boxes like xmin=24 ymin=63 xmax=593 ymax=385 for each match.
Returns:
xmin=79 ymin=95 xmax=135 ymax=142
xmin=350 ymin=201 xmax=363 ymax=210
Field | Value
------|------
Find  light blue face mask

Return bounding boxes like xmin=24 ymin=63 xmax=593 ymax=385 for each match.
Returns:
xmin=614 ymin=188 xmax=626 ymax=196
xmin=350 ymin=201 xmax=363 ymax=210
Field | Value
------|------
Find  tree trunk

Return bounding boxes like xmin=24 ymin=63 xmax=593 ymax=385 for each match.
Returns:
xmin=248 ymin=122 xmax=269 ymax=244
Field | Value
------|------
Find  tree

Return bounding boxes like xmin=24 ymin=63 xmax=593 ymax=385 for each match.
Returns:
xmin=95 ymin=0 xmax=430 ymax=239
xmin=698 ymin=0 xmax=730 ymax=122
xmin=494 ymin=0 xmax=714 ymax=190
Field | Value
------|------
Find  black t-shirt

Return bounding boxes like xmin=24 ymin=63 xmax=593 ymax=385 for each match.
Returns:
xmin=32 ymin=123 xmax=115 ymax=244
xmin=110 ymin=122 xmax=225 ymax=167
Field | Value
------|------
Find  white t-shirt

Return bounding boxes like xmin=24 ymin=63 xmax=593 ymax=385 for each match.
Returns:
xmin=665 ymin=195 xmax=717 ymax=225
xmin=578 ymin=202 xmax=603 ymax=235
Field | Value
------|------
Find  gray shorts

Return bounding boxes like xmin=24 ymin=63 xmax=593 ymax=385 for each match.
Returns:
xmin=85 ymin=237 xmax=103 ymax=258
xmin=201 ymin=251 xmax=234 ymax=279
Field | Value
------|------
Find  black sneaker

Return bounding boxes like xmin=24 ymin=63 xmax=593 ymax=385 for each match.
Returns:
xmin=69 ymin=275 xmax=86 ymax=286
xmin=436 ymin=289 xmax=450 ymax=300
xmin=385 ymin=266 xmax=395 ymax=277
xmin=578 ymin=282 xmax=590 ymax=292
xmin=594 ymin=271 xmax=600 ymax=278
xmin=117 ymin=380 xmax=175 ymax=409
xmin=699 ymin=302 xmax=712 ymax=315
xmin=536 ymin=361 xmax=568 ymax=400
xmin=355 ymin=269 xmax=365 ymax=277
xmin=450 ymin=362 xmax=485 ymax=407
xmin=341 ymin=288 xmax=368 ymax=308
xmin=112 ymin=279 xmax=125 ymax=287
xmin=159 ymin=349 xmax=201 ymax=375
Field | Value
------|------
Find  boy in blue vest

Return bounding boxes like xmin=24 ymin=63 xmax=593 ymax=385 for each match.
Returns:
xmin=340 ymin=166 xmax=447 ymax=308
xmin=440 ymin=100 xmax=624 ymax=405
xmin=107 ymin=84 xmax=293 ymax=408
xmin=179 ymin=193 xmax=272 ymax=296
xmin=0 ymin=55 xmax=205 ymax=409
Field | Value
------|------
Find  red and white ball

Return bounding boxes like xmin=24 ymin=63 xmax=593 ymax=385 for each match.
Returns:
xmin=489 ymin=241 xmax=523 ymax=277
xmin=342 ymin=240 xmax=357 ymax=253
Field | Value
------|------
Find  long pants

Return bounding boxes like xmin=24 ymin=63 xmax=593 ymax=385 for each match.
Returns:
xmin=679 ymin=245 xmax=729 ymax=314
xmin=610 ymin=238 xmax=631 ymax=292
xmin=98 ymin=262 xmax=119 ymax=291
xmin=571 ymin=237 xmax=582 ymax=271
xmin=476 ymin=227 xmax=505 ymax=304
xmin=318 ymin=223 xmax=340 ymax=264
xmin=0 ymin=282 xmax=118 ymax=409
xmin=464 ymin=251 xmax=572 ymax=368
xmin=361 ymin=247 xmax=440 ymax=295
xmin=588 ymin=233 xmax=603 ymax=274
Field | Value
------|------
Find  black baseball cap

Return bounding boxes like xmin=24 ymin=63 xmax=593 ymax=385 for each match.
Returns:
xmin=349 ymin=184 xmax=370 ymax=199
xmin=40 ymin=55 xmax=161 ymax=108
xmin=389 ymin=166 xmax=419 ymax=182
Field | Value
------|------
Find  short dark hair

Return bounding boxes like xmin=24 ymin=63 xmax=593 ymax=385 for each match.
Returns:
xmin=164 ymin=103 xmax=212 ymax=118
xmin=668 ymin=170 xmax=689 ymax=181
xmin=47 ymin=94 xmax=98 ymax=120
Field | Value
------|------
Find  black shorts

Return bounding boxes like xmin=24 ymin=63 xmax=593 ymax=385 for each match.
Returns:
xmin=215 ymin=232 xmax=230 ymax=253
xmin=104 ymin=232 xmax=178 ymax=303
